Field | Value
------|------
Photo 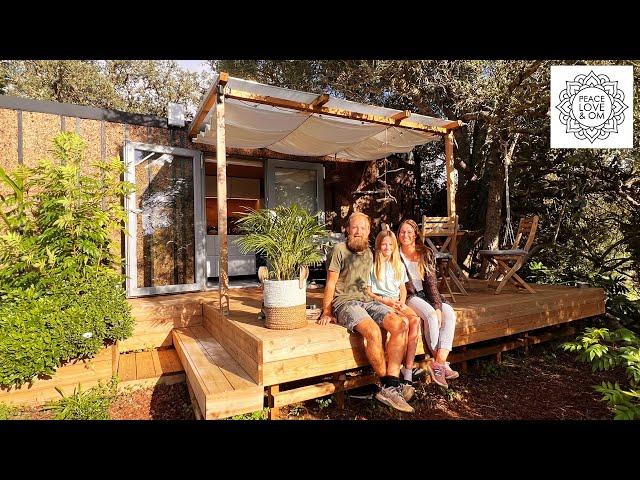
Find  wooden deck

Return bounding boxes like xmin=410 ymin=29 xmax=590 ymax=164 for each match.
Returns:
xmin=117 ymin=347 xmax=185 ymax=390
xmin=0 ymin=345 xmax=117 ymax=405
xmin=126 ymin=280 xmax=605 ymax=418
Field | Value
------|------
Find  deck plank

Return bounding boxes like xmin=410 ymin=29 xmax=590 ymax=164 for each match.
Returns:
xmin=134 ymin=351 xmax=156 ymax=380
xmin=156 ymin=349 xmax=183 ymax=374
xmin=118 ymin=353 xmax=137 ymax=382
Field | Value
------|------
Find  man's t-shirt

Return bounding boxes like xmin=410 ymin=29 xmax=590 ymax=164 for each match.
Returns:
xmin=327 ymin=241 xmax=373 ymax=310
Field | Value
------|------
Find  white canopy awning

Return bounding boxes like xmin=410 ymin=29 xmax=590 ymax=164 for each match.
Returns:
xmin=192 ymin=74 xmax=459 ymax=162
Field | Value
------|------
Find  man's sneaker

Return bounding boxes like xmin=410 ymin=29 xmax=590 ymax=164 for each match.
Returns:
xmin=399 ymin=380 xmax=416 ymax=402
xmin=375 ymin=385 xmax=415 ymax=413
xmin=427 ymin=361 xmax=449 ymax=388
xmin=401 ymin=366 xmax=427 ymax=383
xmin=412 ymin=367 xmax=427 ymax=382
xmin=444 ymin=362 xmax=459 ymax=380
xmin=347 ymin=384 xmax=378 ymax=400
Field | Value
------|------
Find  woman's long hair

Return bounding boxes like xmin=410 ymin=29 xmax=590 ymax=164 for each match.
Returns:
xmin=397 ymin=219 xmax=436 ymax=280
xmin=374 ymin=229 xmax=403 ymax=282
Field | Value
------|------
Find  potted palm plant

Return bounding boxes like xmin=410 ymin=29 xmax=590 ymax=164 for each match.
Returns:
xmin=235 ymin=204 xmax=328 ymax=330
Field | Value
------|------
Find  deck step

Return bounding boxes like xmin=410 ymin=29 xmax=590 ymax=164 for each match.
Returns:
xmin=173 ymin=326 xmax=264 ymax=419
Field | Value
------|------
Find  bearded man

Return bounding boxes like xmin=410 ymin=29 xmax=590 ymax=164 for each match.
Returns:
xmin=317 ymin=212 xmax=414 ymax=413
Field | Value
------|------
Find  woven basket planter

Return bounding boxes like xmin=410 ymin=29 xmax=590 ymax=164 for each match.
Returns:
xmin=263 ymin=279 xmax=307 ymax=330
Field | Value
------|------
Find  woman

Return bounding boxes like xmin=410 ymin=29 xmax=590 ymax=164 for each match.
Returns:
xmin=397 ymin=219 xmax=459 ymax=388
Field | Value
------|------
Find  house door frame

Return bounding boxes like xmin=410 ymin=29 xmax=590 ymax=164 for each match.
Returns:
xmin=124 ymin=141 xmax=206 ymax=297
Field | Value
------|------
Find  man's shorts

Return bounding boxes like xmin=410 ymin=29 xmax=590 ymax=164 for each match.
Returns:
xmin=333 ymin=300 xmax=393 ymax=332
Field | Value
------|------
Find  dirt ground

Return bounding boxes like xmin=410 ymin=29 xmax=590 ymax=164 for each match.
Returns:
xmin=108 ymin=383 xmax=195 ymax=420
xmin=279 ymin=344 xmax=627 ymax=420
xmin=7 ymin=341 xmax=627 ymax=420
xmin=107 ymin=341 xmax=628 ymax=420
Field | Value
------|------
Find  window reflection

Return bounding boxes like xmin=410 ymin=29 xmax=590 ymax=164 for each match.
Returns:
xmin=273 ymin=167 xmax=317 ymax=214
xmin=134 ymin=150 xmax=195 ymax=288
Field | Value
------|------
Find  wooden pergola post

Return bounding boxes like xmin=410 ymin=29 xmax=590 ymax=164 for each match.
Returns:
xmin=216 ymin=83 xmax=230 ymax=316
xmin=445 ymin=130 xmax=456 ymax=218
xmin=445 ymin=130 xmax=458 ymax=264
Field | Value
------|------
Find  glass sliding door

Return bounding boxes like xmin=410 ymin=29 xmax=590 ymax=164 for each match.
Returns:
xmin=124 ymin=141 xmax=205 ymax=297
xmin=265 ymin=159 xmax=324 ymax=215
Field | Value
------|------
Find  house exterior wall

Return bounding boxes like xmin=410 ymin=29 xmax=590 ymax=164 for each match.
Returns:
xmin=0 ymin=95 xmax=418 ymax=260
xmin=0 ymin=97 xmax=192 ymax=259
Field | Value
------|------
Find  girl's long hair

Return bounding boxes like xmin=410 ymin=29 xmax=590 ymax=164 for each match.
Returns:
xmin=397 ymin=219 xmax=435 ymax=280
xmin=374 ymin=229 xmax=403 ymax=282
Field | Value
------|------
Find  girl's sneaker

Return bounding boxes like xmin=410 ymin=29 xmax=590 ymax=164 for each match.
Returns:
xmin=444 ymin=362 xmax=459 ymax=380
xmin=427 ymin=361 xmax=448 ymax=388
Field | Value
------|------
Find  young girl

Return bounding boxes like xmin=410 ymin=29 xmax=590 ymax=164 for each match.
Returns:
xmin=365 ymin=228 xmax=425 ymax=386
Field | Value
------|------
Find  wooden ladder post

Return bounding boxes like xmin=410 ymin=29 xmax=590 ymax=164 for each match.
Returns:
xmin=268 ymin=385 xmax=280 ymax=420
xmin=334 ymin=373 xmax=347 ymax=410
xmin=186 ymin=382 xmax=203 ymax=420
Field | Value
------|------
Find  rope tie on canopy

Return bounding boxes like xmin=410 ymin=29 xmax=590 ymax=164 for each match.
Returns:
xmin=377 ymin=128 xmax=397 ymax=204
xmin=502 ymin=133 xmax=520 ymax=247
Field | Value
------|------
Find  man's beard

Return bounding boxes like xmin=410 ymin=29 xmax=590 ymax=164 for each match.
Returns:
xmin=347 ymin=234 xmax=369 ymax=252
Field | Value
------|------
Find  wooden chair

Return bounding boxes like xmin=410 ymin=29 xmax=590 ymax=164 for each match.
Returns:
xmin=420 ymin=215 xmax=469 ymax=302
xmin=478 ymin=215 xmax=539 ymax=294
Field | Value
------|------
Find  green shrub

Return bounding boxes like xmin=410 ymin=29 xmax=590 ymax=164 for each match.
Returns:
xmin=0 ymin=402 xmax=17 ymax=420
xmin=230 ymin=408 xmax=269 ymax=420
xmin=0 ymin=272 xmax=132 ymax=387
xmin=44 ymin=377 xmax=118 ymax=420
xmin=563 ymin=327 xmax=640 ymax=420
xmin=0 ymin=132 xmax=134 ymax=388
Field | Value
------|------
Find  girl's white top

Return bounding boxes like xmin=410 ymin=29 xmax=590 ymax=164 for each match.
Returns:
xmin=368 ymin=259 xmax=408 ymax=299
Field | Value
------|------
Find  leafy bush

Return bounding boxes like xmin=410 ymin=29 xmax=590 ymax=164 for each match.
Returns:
xmin=44 ymin=377 xmax=118 ymax=420
xmin=235 ymin=204 xmax=329 ymax=280
xmin=0 ymin=271 xmax=132 ymax=387
xmin=0 ymin=132 xmax=134 ymax=388
xmin=230 ymin=408 xmax=269 ymax=420
xmin=562 ymin=327 xmax=640 ymax=420
xmin=0 ymin=402 xmax=17 ymax=420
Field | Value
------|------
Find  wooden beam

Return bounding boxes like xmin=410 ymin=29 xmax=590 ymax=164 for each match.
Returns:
xmin=271 ymin=373 xmax=378 ymax=408
xmin=447 ymin=325 xmax=576 ymax=364
xmin=197 ymin=144 xmax=357 ymax=163
xmin=216 ymin=88 xmax=230 ymax=316
xmin=224 ymin=88 xmax=449 ymax=135
xmin=188 ymin=71 xmax=229 ymax=138
xmin=445 ymin=131 xmax=456 ymax=217
xmin=391 ymin=110 xmax=411 ymax=122
xmin=310 ymin=93 xmax=330 ymax=108
xmin=443 ymin=120 xmax=464 ymax=130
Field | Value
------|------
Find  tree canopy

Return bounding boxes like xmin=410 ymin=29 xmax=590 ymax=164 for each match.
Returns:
xmin=1 ymin=60 xmax=211 ymax=116
xmin=3 ymin=59 xmax=638 ymax=327
xmin=212 ymin=60 xmax=640 ymax=327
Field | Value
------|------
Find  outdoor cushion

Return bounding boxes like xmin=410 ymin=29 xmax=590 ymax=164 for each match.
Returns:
xmin=478 ymin=249 xmax=527 ymax=256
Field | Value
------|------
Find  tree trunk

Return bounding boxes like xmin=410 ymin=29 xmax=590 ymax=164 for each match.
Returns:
xmin=455 ymin=119 xmax=490 ymax=273
xmin=480 ymin=138 xmax=506 ymax=277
